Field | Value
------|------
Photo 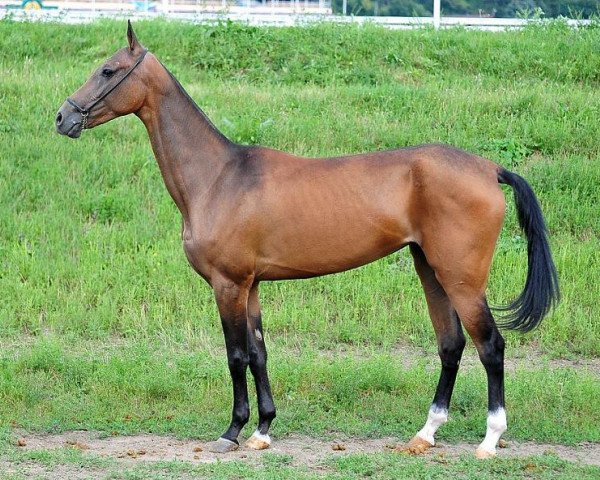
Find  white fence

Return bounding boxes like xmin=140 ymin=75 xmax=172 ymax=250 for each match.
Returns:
xmin=0 ymin=0 xmax=332 ymax=15
xmin=0 ymin=0 xmax=593 ymax=30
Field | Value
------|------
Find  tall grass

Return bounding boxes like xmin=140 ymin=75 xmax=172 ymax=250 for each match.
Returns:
xmin=0 ymin=19 xmax=598 ymax=441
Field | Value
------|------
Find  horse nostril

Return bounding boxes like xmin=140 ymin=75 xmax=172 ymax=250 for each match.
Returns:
xmin=56 ymin=112 xmax=63 ymax=126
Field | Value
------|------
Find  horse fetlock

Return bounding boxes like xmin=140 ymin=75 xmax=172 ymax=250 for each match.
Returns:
xmin=477 ymin=408 xmax=507 ymax=457
xmin=415 ymin=406 xmax=448 ymax=446
xmin=487 ymin=409 xmax=507 ymax=433
xmin=259 ymin=404 xmax=276 ymax=421
xmin=232 ymin=407 xmax=250 ymax=427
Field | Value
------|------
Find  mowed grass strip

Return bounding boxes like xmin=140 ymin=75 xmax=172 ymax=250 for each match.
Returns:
xmin=0 ymin=18 xmax=598 ymax=450
xmin=0 ymin=337 xmax=598 ymax=443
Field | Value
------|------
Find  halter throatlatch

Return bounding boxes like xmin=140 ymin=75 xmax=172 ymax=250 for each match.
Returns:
xmin=66 ymin=49 xmax=148 ymax=130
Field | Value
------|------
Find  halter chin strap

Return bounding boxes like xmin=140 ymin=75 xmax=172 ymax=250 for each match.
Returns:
xmin=66 ymin=49 xmax=148 ymax=130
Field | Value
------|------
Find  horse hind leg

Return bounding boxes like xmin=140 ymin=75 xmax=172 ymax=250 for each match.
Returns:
xmin=399 ymin=244 xmax=466 ymax=455
xmin=430 ymin=252 xmax=507 ymax=458
xmin=452 ymin=294 xmax=506 ymax=458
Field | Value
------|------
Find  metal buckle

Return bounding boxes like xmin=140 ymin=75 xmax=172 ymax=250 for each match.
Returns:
xmin=81 ymin=110 xmax=89 ymax=130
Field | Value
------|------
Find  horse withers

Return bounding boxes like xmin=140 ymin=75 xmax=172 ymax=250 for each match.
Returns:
xmin=56 ymin=23 xmax=559 ymax=458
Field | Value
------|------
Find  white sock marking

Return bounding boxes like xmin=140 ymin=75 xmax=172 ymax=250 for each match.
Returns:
xmin=478 ymin=408 xmax=507 ymax=454
xmin=416 ymin=406 xmax=448 ymax=445
xmin=249 ymin=429 xmax=271 ymax=445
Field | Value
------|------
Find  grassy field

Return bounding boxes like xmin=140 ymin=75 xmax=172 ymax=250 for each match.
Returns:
xmin=0 ymin=18 xmax=599 ymax=478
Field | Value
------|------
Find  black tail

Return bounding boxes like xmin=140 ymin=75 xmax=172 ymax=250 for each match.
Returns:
xmin=495 ymin=168 xmax=560 ymax=332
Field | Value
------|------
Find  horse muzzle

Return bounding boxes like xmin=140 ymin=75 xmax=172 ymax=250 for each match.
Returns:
xmin=55 ymin=101 xmax=84 ymax=138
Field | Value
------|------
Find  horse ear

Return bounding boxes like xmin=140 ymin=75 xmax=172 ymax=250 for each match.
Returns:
xmin=127 ymin=20 xmax=140 ymax=51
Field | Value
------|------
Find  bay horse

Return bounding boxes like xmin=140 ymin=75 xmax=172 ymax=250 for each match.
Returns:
xmin=56 ymin=22 xmax=559 ymax=458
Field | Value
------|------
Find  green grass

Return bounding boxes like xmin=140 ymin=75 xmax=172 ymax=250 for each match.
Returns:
xmin=0 ymin=336 xmax=599 ymax=443
xmin=0 ymin=17 xmax=599 ymax=475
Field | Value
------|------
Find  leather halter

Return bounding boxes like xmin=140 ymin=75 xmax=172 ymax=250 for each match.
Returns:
xmin=66 ymin=49 xmax=148 ymax=130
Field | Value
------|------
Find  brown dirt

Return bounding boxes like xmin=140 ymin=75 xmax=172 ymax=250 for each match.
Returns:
xmin=15 ymin=431 xmax=600 ymax=467
xmin=0 ymin=462 xmax=109 ymax=480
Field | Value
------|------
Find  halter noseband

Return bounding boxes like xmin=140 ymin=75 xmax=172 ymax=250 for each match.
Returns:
xmin=66 ymin=49 xmax=148 ymax=130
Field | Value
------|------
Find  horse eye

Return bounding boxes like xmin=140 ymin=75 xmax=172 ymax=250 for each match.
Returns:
xmin=102 ymin=68 xmax=115 ymax=78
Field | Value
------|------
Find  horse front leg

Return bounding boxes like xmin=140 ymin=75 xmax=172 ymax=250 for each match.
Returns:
xmin=205 ymin=276 xmax=252 ymax=453
xmin=245 ymin=281 xmax=276 ymax=450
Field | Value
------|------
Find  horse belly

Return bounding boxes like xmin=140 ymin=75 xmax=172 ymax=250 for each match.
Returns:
xmin=256 ymin=213 xmax=412 ymax=280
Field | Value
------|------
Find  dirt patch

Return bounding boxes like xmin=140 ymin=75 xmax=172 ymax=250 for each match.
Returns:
xmin=16 ymin=431 xmax=600 ymax=467
xmin=432 ymin=440 xmax=600 ymax=467
xmin=0 ymin=460 xmax=109 ymax=480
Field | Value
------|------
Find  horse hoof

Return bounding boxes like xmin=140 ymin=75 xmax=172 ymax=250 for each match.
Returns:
xmin=395 ymin=435 xmax=433 ymax=455
xmin=205 ymin=437 xmax=239 ymax=453
xmin=475 ymin=447 xmax=496 ymax=459
xmin=245 ymin=430 xmax=271 ymax=450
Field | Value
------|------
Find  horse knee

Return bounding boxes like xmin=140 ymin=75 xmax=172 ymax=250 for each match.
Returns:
xmin=227 ymin=349 xmax=249 ymax=373
xmin=249 ymin=341 xmax=266 ymax=361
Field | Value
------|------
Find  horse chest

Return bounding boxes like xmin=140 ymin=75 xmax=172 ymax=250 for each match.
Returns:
xmin=181 ymin=227 xmax=235 ymax=279
xmin=181 ymin=226 xmax=214 ymax=278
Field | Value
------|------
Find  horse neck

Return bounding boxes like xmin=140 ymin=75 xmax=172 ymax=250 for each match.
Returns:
xmin=137 ymin=64 xmax=233 ymax=218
